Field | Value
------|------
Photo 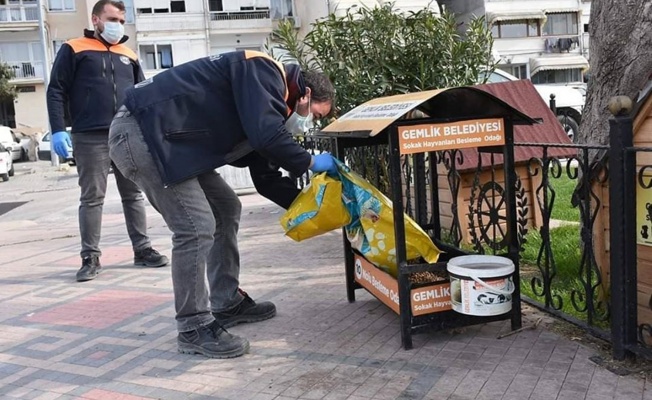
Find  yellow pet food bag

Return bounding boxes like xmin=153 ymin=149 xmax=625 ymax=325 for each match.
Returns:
xmin=280 ymin=173 xmax=351 ymax=241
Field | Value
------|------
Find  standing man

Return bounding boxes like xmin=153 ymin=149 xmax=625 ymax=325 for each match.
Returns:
xmin=47 ymin=0 xmax=169 ymax=282
xmin=108 ymin=51 xmax=337 ymax=358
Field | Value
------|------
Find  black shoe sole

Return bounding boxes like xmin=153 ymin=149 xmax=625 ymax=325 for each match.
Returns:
xmin=216 ymin=308 xmax=277 ymax=329
xmin=134 ymin=259 xmax=169 ymax=268
xmin=178 ymin=340 xmax=250 ymax=359
xmin=76 ymin=271 xmax=101 ymax=282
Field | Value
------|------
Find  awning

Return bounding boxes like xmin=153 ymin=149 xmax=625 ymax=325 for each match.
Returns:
xmin=530 ymin=55 xmax=589 ymax=75
xmin=486 ymin=10 xmax=546 ymax=25
xmin=544 ymin=8 xmax=582 ymax=14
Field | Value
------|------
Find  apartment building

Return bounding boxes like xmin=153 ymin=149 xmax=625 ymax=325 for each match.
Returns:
xmin=0 ymin=0 xmax=138 ymax=130
xmin=0 ymin=0 xmax=46 ymax=129
xmin=0 ymin=0 xmax=299 ymax=130
xmin=0 ymin=0 xmax=593 ymax=130
xmin=441 ymin=0 xmax=591 ymax=84
xmin=133 ymin=0 xmax=299 ymax=79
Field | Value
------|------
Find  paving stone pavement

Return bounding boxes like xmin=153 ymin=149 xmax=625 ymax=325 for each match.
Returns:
xmin=0 ymin=161 xmax=651 ymax=400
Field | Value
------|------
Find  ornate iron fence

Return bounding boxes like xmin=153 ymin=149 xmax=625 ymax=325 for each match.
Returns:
xmin=294 ymin=110 xmax=649 ymax=360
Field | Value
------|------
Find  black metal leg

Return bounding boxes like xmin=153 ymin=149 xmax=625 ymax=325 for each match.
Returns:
xmin=343 ymin=231 xmax=356 ymax=303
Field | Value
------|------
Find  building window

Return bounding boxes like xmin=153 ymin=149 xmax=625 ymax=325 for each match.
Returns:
xmin=48 ymin=0 xmax=74 ymax=11
xmin=270 ymin=0 xmax=292 ymax=18
xmin=16 ymin=85 xmax=35 ymax=93
xmin=531 ymin=68 xmax=582 ymax=84
xmin=209 ymin=0 xmax=223 ymax=12
xmin=170 ymin=0 xmax=185 ymax=12
xmin=137 ymin=0 xmax=185 ymax=14
xmin=52 ymin=40 xmax=64 ymax=58
xmin=122 ymin=0 xmax=135 ymax=23
xmin=491 ymin=19 xmax=540 ymax=38
xmin=498 ymin=64 xmax=527 ymax=79
xmin=0 ymin=41 xmax=44 ymax=79
xmin=139 ymin=44 xmax=173 ymax=70
xmin=543 ymin=13 xmax=578 ymax=36
xmin=0 ymin=0 xmax=38 ymax=21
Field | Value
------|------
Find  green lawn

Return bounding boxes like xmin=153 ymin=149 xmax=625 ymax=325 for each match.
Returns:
xmin=519 ymin=171 xmax=608 ymax=327
xmin=443 ymin=169 xmax=607 ymax=327
xmin=547 ymin=170 xmax=580 ymax=222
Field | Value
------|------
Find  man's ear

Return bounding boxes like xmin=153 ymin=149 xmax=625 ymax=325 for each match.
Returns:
xmin=303 ymin=87 xmax=312 ymax=100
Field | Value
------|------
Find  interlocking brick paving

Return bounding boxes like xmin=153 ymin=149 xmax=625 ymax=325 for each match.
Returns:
xmin=0 ymin=165 xmax=648 ymax=400
xmin=25 ymin=290 xmax=171 ymax=329
xmin=53 ymin=246 xmax=136 ymax=268
xmin=81 ymin=388 xmax=154 ymax=399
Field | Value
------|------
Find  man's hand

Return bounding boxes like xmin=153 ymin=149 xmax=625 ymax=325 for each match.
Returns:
xmin=52 ymin=131 xmax=72 ymax=159
xmin=309 ymin=153 xmax=338 ymax=175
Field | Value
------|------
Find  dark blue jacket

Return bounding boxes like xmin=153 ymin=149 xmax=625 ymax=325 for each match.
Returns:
xmin=123 ymin=51 xmax=312 ymax=186
xmin=47 ymin=30 xmax=144 ymax=133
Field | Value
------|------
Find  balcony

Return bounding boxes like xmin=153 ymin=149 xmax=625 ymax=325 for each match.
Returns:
xmin=209 ymin=10 xmax=273 ymax=32
xmin=5 ymin=60 xmax=44 ymax=82
xmin=0 ymin=5 xmax=39 ymax=30
xmin=136 ymin=13 xmax=205 ymax=32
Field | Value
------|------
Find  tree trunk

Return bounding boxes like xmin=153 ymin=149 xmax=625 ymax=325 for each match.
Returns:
xmin=579 ymin=0 xmax=652 ymax=144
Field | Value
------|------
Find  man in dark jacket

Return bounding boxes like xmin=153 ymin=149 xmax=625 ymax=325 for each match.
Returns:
xmin=47 ymin=0 xmax=168 ymax=283
xmin=108 ymin=50 xmax=337 ymax=358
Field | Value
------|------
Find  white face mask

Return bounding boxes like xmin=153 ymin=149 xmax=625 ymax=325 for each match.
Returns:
xmin=285 ymin=98 xmax=314 ymax=135
xmin=100 ymin=21 xmax=124 ymax=45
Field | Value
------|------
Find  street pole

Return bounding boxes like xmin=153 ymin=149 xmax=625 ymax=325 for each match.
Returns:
xmin=37 ymin=0 xmax=58 ymax=167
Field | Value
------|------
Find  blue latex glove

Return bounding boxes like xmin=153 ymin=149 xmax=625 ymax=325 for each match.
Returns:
xmin=309 ymin=153 xmax=338 ymax=175
xmin=52 ymin=131 xmax=71 ymax=159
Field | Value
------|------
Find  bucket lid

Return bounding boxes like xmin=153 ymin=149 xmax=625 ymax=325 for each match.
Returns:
xmin=447 ymin=255 xmax=514 ymax=277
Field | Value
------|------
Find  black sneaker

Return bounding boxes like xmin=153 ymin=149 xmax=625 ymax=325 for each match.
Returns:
xmin=76 ymin=256 xmax=102 ymax=282
xmin=213 ymin=289 xmax=276 ymax=328
xmin=134 ymin=247 xmax=169 ymax=268
xmin=178 ymin=321 xmax=249 ymax=359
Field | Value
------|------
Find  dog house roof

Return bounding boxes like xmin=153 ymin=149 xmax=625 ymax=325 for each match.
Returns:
xmin=321 ymin=82 xmax=539 ymax=138
xmin=321 ymin=80 xmax=575 ymax=170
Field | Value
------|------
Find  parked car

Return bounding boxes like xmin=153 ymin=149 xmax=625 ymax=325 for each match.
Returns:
xmin=0 ymin=125 xmax=23 ymax=161
xmin=38 ymin=129 xmax=75 ymax=164
xmin=0 ymin=142 xmax=14 ymax=181
xmin=482 ymin=69 xmax=585 ymax=142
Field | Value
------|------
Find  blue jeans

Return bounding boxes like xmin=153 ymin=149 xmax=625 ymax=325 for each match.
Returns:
xmin=108 ymin=114 xmax=244 ymax=332
xmin=71 ymin=132 xmax=151 ymax=258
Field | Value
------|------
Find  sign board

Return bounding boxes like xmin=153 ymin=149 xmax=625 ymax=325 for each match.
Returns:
xmin=322 ymin=89 xmax=447 ymax=137
xmin=353 ymin=254 xmax=451 ymax=316
xmin=398 ymin=118 xmax=506 ymax=155
xmin=637 ymin=175 xmax=652 ymax=246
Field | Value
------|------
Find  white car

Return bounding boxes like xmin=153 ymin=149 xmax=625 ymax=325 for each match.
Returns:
xmin=483 ymin=69 xmax=585 ymax=142
xmin=0 ymin=126 xmax=23 ymax=161
xmin=0 ymin=142 xmax=14 ymax=181
xmin=38 ymin=130 xmax=75 ymax=164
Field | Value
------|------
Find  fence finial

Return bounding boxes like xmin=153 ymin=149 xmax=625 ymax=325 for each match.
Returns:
xmin=608 ymin=96 xmax=633 ymax=116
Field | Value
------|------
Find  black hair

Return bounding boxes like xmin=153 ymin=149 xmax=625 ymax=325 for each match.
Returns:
xmin=303 ymin=71 xmax=335 ymax=104
xmin=92 ymin=0 xmax=125 ymax=16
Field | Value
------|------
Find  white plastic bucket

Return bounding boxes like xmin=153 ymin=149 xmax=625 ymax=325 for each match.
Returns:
xmin=447 ymin=255 xmax=515 ymax=316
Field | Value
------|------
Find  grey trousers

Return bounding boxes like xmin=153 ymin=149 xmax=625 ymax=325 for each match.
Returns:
xmin=71 ymin=132 xmax=151 ymax=258
xmin=108 ymin=115 xmax=245 ymax=332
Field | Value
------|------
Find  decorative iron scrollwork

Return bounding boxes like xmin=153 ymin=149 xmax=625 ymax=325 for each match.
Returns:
xmin=442 ymin=149 xmax=463 ymax=246
xmin=567 ymin=151 xmax=609 ymax=324
xmin=528 ymin=155 xmax=563 ymax=310
xmin=515 ymin=176 xmax=529 ymax=253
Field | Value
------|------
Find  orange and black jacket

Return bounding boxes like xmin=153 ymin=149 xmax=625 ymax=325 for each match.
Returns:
xmin=123 ymin=50 xmax=312 ymax=186
xmin=47 ymin=29 xmax=144 ymax=134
